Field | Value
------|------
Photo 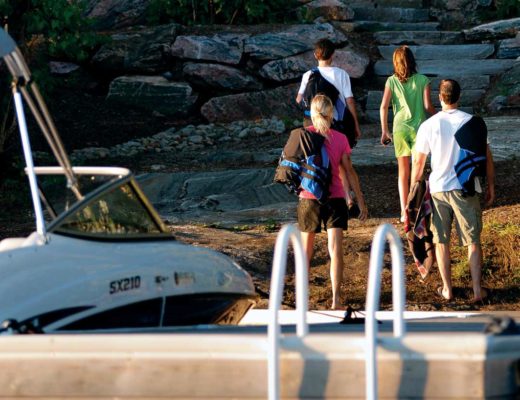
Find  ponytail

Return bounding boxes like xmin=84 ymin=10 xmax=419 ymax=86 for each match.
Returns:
xmin=310 ymin=94 xmax=334 ymax=136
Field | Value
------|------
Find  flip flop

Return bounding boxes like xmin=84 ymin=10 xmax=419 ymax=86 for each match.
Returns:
xmin=436 ymin=286 xmax=452 ymax=301
xmin=471 ymin=288 xmax=489 ymax=303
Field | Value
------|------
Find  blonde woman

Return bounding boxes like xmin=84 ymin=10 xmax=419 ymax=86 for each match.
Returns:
xmin=298 ymin=94 xmax=368 ymax=310
xmin=380 ymin=45 xmax=435 ymax=222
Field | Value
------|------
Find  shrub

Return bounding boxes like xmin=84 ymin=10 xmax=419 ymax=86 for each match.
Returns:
xmin=146 ymin=0 xmax=300 ymax=25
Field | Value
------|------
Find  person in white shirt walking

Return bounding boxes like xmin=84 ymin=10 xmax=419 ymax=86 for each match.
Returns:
xmin=411 ymin=79 xmax=495 ymax=302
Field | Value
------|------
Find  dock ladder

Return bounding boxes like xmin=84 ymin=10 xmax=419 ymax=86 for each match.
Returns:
xmin=267 ymin=223 xmax=407 ymax=400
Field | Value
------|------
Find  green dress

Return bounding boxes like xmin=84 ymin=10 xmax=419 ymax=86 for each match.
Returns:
xmin=386 ymin=73 xmax=430 ymax=157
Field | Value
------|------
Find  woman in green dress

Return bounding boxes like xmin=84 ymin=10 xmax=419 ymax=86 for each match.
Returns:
xmin=380 ymin=45 xmax=436 ymax=222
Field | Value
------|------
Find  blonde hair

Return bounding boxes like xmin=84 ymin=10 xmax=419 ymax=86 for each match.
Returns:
xmin=310 ymin=94 xmax=334 ymax=135
xmin=392 ymin=45 xmax=417 ymax=83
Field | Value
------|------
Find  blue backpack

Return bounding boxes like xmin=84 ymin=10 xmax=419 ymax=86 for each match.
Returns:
xmin=273 ymin=128 xmax=331 ymax=203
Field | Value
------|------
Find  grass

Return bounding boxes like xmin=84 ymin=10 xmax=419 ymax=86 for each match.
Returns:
xmin=448 ymin=216 xmax=520 ymax=287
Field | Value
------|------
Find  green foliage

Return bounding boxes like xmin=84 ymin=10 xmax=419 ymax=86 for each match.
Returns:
xmin=25 ymin=0 xmax=101 ymax=62
xmin=0 ymin=0 xmax=104 ymax=152
xmin=146 ymin=0 xmax=299 ymax=25
xmin=495 ymin=0 xmax=520 ymax=19
xmin=478 ymin=0 xmax=520 ymax=22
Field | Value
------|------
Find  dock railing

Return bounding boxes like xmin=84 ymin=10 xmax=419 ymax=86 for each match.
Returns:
xmin=365 ymin=223 xmax=407 ymax=400
xmin=267 ymin=224 xmax=308 ymax=400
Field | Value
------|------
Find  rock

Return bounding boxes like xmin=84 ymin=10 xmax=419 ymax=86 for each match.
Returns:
xmin=485 ymin=63 xmax=520 ymax=112
xmin=299 ymin=0 xmax=354 ymax=22
xmin=378 ymin=44 xmax=495 ymax=60
xmin=341 ymin=21 xmax=440 ymax=32
xmin=188 ymin=135 xmax=204 ymax=144
xmin=464 ymin=18 xmax=520 ymax=41
xmin=201 ymin=84 xmax=300 ymax=123
xmin=244 ymin=23 xmax=346 ymax=61
xmin=488 ymin=95 xmax=508 ymax=112
xmin=183 ymin=62 xmax=263 ymax=91
xmin=49 ymin=62 xmax=80 ymax=75
xmin=170 ymin=33 xmax=247 ymax=65
xmin=374 ymin=59 xmax=516 ymax=77
xmin=497 ymin=34 xmax=520 ymax=59
xmin=374 ymin=31 xmax=464 ymax=45
xmin=350 ymin=6 xmax=429 ymax=22
xmin=85 ymin=0 xmax=148 ymax=30
xmin=259 ymin=46 xmax=369 ymax=81
xmin=91 ymin=24 xmax=178 ymax=73
xmin=107 ymin=76 xmax=198 ymax=117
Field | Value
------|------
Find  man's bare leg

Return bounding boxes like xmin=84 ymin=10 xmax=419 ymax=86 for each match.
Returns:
xmin=397 ymin=156 xmax=411 ymax=222
xmin=468 ymin=243 xmax=483 ymax=300
xmin=436 ymin=243 xmax=453 ymax=300
xmin=327 ymin=228 xmax=344 ymax=309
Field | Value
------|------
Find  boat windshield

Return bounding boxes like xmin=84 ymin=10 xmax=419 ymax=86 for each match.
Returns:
xmin=38 ymin=169 xmax=167 ymax=238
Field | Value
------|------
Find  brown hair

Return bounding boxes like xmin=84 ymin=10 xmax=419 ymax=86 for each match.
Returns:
xmin=310 ymin=94 xmax=334 ymax=135
xmin=314 ymin=39 xmax=335 ymax=61
xmin=392 ymin=45 xmax=417 ymax=83
xmin=439 ymin=79 xmax=461 ymax=105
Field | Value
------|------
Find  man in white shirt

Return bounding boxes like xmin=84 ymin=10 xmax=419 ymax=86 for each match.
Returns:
xmin=411 ymin=79 xmax=495 ymax=303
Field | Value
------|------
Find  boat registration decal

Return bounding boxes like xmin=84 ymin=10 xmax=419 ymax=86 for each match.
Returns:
xmin=109 ymin=276 xmax=141 ymax=294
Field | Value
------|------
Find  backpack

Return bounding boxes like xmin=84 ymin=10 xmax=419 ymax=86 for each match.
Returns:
xmin=302 ymin=68 xmax=357 ymax=148
xmin=273 ymin=128 xmax=331 ymax=203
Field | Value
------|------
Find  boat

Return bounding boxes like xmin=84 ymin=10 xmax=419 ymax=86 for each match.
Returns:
xmin=0 ymin=27 xmax=256 ymax=333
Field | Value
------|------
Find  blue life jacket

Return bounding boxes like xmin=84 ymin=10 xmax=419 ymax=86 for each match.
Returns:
xmin=454 ymin=116 xmax=488 ymax=196
xmin=273 ymin=128 xmax=331 ymax=203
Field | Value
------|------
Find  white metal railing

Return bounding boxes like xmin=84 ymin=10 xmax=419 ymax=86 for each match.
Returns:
xmin=268 ymin=224 xmax=309 ymax=400
xmin=14 ymin=90 xmax=46 ymax=238
xmin=365 ymin=223 xmax=407 ymax=400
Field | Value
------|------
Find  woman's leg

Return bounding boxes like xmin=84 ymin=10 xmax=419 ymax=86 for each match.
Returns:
xmin=327 ymin=227 xmax=344 ymax=309
xmin=397 ymin=155 xmax=411 ymax=221
xmin=300 ymin=231 xmax=316 ymax=270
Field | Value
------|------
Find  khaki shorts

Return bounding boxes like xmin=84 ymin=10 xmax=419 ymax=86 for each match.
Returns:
xmin=430 ymin=190 xmax=482 ymax=246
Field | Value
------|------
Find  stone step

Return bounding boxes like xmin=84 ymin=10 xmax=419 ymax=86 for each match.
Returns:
xmin=351 ymin=6 xmax=430 ymax=22
xmin=378 ymin=44 xmax=495 ymax=60
xmin=349 ymin=21 xmax=440 ymax=32
xmin=366 ymin=89 xmax=485 ymax=110
xmin=374 ymin=59 xmax=516 ymax=76
xmin=373 ymin=75 xmax=491 ymax=90
xmin=365 ymin=106 xmax=475 ymax=122
xmin=374 ymin=31 xmax=465 ymax=45
xmin=350 ymin=0 xmax=425 ymax=8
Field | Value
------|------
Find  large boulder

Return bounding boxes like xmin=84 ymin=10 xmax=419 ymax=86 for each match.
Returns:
xmin=183 ymin=63 xmax=263 ymax=91
xmin=377 ymin=44 xmax=495 ymax=60
xmin=85 ymin=0 xmax=148 ymax=30
xmin=497 ymin=34 xmax=520 ymax=59
xmin=170 ymin=33 xmax=247 ymax=65
xmin=259 ymin=47 xmax=369 ymax=82
xmin=107 ymin=76 xmax=198 ymax=117
xmin=201 ymin=84 xmax=300 ymax=123
xmin=299 ymin=0 xmax=354 ymax=22
xmin=91 ymin=24 xmax=179 ymax=73
xmin=485 ymin=63 xmax=520 ymax=113
xmin=244 ymin=23 xmax=347 ymax=61
xmin=464 ymin=18 xmax=520 ymax=41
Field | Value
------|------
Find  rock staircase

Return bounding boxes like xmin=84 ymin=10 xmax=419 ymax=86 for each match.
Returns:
xmin=345 ymin=0 xmax=518 ymax=122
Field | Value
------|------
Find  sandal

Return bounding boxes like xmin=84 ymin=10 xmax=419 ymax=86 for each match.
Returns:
xmin=436 ymin=286 xmax=452 ymax=301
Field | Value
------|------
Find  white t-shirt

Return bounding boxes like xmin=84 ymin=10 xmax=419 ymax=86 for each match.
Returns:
xmin=415 ymin=109 xmax=473 ymax=193
xmin=298 ymin=66 xmax=353 ymax=120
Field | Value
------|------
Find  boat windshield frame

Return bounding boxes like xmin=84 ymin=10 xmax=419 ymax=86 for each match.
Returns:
xmin=36 ymin=167 xmax=171 ymax=240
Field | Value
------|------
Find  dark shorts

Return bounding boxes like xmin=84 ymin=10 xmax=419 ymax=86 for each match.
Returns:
xmin=297 ymin=198 xmax=349 ymax=233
